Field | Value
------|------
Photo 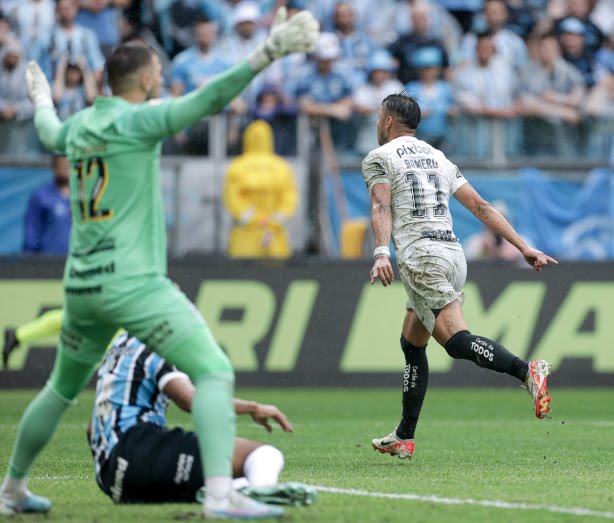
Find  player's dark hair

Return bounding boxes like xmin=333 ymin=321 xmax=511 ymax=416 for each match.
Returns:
xmin=106 ymin=42 xmax=156 ymax=94
xmin=381 ymin=91 xmax=421 ymax=130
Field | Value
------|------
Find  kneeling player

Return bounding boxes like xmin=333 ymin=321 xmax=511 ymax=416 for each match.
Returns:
xmin=89 ymin=332 xmax=315 ymax=507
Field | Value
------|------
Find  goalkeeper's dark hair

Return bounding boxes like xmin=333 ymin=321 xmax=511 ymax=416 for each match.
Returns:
xmin=106 ymin=42 xmax=157 ymax=94
xmin=381 ymin=91 xmax=421 ymax=130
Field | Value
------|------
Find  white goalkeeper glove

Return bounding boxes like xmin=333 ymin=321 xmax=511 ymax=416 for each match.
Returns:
xmin=26 ymin=61 xmax=54 ymax=110
xmin=248 ymin=7 xmax=319 ymax=72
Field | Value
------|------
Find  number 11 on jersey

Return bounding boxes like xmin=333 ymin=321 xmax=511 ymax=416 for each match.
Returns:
xmin=73 ymin=157 xmax=114 ymax=222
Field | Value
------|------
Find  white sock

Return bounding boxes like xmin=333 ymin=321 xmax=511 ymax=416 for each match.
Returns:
xmin=0 ymin=475 xmax=28 ymax=499
xmin=232 ymin=477 xmax=249 ymax=490
xmin=205 ymin=476 xmax=232 ymax=503
xmin=243 ymin=445 xmax=284 ymax=487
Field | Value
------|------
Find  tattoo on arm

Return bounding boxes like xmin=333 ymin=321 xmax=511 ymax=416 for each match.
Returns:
xmin=474 ymin=204 xmax=489 ymax=220
xmin=371 ymin=186 xmax=392 ymax=247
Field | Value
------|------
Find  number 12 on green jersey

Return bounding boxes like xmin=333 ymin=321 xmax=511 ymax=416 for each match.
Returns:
xmin=73 ymin=157 xmax=114 ymax=222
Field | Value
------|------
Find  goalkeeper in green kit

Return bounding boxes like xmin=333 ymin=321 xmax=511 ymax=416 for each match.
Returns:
xmin=0 ymin=9 xmax=318 ymax=520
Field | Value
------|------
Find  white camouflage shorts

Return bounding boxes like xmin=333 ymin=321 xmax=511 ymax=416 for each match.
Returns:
xmin=398 ymin=241 xmax=467 ymax=334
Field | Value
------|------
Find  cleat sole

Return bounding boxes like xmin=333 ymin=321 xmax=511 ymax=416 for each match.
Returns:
xmin=372 ymin=443 xmax=413 ymax=460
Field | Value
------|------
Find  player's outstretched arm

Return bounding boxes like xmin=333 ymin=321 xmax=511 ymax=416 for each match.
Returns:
xmin=234 ymin=399 xmax=294 ymax=433
xmin=369 ymin=183 xmax=395 ymax=286
xmin=26 ymin=61 xmax=67 ymax=152
xmin=454 ymin=183 xmax=558 ymax=271
xmin=162 ymin=377 xmax=294 ymax=432
xmin=166 ymin=8 xmax=318 ymax=134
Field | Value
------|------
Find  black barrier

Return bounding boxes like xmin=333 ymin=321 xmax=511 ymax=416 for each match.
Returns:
xmin=0 ymin=258 xmax=613 ymax=388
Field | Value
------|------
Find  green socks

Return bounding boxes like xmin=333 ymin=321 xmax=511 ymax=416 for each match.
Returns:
xmin=192 ymin=372 xmax=236 ymax=479
xmin=8 ymin=383 xmax=74 ymax=479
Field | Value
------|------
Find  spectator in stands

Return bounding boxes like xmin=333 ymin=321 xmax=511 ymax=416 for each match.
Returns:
xmin=0 ymin=41 xmax=36 ymax=156
xmin=219 ymin=1 xmax=266 ymax=63
xmin=390 ymin=0 xmax=463 ymax=53
xmin=76 ymin=0 xmax=131 ymax=57
xmin=224 ymin=120 xmax=298 ymax=258
xmin=0 ymin=14 xmax=18 ymax=57
xmin=35 ymin=0 xmax=106 ymax=83
xmin=23 ymin=155 xmax=71 ymax=254
xmin=310 ymin=0 xmax=395 ymax=38
xmin=406 ymin=46 xmax=456 ymax=148
xmin=251 ymin=83 xmax=298 ymax=156
xmin=198 ymin=0 xmax=244 ymax=38
xmin=170 ymin=18 xmax=231 ymax=95
xmin=554 ymin=0 xmax=604 ymax=54
xmin=457 ymin=0 xmax=528 ymax=70
xmin=519 ymin=33 xmax=585 ymax=125
xmin=295 ymin=32 xmax=355 ymax=150
xmin=558 ymin=17 xmax=597 ymax=87
xmin=219 ymin=1 xmax=267 ymax=107
xmin=168 ymin=17 xmax=233 ymax=154
xmin=504 ymin=0 xmax=537 ymax=39
xmin=119 ymin=13 xmax=171 ymax=78
xmin=8 ymin=0 xmax=55 ymax=58
xmin=353 ymin=49 xmax=404 ymax=154
xmin=435 ymin=0 xmax=483 ymax=33
xmin=456 ymin=32 xmax=518 ymax=118
xmin=464 ymin=200 xmax=522 ymax=261
xmin=52 ymin=57 xmax=97 ymax=120
xmin=333 ymin=2 xmax=377 ymax=87
xmin=389 ymin=3 xmax=449 ymax=83
xmin=454 ymin=32 xmax=520 ymax=155
xmin=584 ymin=72 xmax=614 ymax=117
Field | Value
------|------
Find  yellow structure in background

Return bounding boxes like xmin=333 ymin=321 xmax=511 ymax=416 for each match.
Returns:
xmin=341 ymin=218 xmax=369 ymax=259
xmin=224 ymin=120 xmax=298 ymax=258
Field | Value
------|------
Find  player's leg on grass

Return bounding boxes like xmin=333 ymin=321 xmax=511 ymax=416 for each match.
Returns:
xmin=232 ymin=439 xmax=316 ymax=507
xmin=372 ymin=309 xmax=430 ymax=459
xmin=0 ymin=344 xmax=101 ymax=514
xmin=432 ymin=300 xmax=551 ymax=418
xmin=116 ymin=278 xmax=282 ymax=519
xmin=3 ymin=309 xmax=63 ymax=368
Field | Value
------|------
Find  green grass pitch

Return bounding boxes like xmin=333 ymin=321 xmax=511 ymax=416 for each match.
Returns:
xmin=1 ymin=388 xmax=614 ymax=522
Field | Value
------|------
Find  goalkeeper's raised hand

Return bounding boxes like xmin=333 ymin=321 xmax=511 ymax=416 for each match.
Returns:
xmin=249 ymin=7 xmax=319 ymax=72
xmin=26 ymin=61 xmax=54 ymax=110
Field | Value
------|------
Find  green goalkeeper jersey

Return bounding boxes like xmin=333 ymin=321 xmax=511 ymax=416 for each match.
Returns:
xmin=34 ymin=62 xmax=259 ymax=286
xmin=62 ymin=96 xmax=169 ymax=283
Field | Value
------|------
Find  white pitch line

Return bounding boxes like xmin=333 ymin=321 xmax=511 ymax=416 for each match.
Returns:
xmin=27 ymin=477 xmax=614 ymax=520
xmin=31 ymin=475 xmax=90 ymax=481
xmin=313 ymin=486 xmax=614 ymax=520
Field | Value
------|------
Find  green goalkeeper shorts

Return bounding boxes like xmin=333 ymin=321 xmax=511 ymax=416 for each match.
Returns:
xmin=59 ymin=275 xmax=210 ymax=365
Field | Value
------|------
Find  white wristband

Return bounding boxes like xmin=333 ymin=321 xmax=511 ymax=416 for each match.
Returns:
xmin=374 ymin=246 xmax=390 ymax=258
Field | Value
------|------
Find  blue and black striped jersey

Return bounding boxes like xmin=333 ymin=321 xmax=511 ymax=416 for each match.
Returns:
xmin=89 ymin=332 xmax=187 ymax=482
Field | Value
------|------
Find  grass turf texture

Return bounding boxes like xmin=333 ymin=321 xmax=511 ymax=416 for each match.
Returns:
xmin=1 ymin=388 xmax=613 ymax=522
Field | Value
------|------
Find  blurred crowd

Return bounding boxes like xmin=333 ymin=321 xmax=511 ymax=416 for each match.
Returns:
xmin=0 ymin=0 xmax=613 ymax=157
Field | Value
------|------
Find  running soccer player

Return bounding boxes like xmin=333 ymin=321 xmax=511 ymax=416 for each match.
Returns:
xmin=0 ymin=9 xmax=319 ymax=519
xmin=365 ymin=93 xmax=557 ymax=460
xmin=89 ymin=332 xmax=316 ymax=507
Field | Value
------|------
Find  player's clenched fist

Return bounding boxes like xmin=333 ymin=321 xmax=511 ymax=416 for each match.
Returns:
xmin=249 ymin=7 xmax=320 ymax=71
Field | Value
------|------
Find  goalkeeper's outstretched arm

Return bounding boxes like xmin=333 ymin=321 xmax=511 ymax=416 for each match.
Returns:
xmin=167 ymin=7 xmax=318 ymax=134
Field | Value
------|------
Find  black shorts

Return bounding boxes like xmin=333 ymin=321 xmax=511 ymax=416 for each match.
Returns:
xmin=99 ymin=423 xmax=203 ymax=503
